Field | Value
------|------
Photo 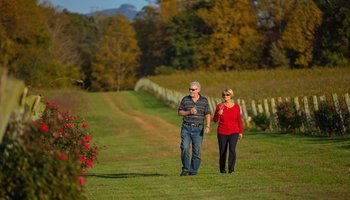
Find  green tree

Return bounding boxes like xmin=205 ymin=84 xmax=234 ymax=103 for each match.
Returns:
xmin=166 ymin=5 xmax=212 ymax=70
xmin=92 ymin=14 xmax=140 ymax=91
xmin=133 ymin=6 xmax=164 ymax=76
xmin=278 ymin=0 xmax=322 ymax=68
xmin=313 ymin=0 xmax=350 ymax=66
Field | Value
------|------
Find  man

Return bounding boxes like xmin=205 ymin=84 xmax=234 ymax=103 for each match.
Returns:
xmin=178 ymin=81 xmax=211 ymax=176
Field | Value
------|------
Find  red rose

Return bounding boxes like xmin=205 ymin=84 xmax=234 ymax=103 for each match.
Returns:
xmin=85 ymin=160 xmax=93 ymax=168
xmin=40 ymin=124 xmax=49 ymax=133
xmin=94 ymin=148 xmax=98 ymax=155
xmin=83 ymin=142 xmax=91 ymax=150
xmin=59 ymin=154 xmax=67 ymax=161
xmin=64 ymin=123 xmax=71 ymax=129
xmin=79 ymin=154 xmax=87 ymax=162
xmin=78 ymin=176 xmax=84 ymax=185
xmin=85 ymin=135 xmax=91 ymax=143
xmin=82 ymin=123 xmax=88 ymax=128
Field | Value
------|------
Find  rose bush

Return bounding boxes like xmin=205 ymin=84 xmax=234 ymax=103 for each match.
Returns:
xmin=0 ymin=101 xmax=99 ymax=199
xmin=276 ymin=100 xmax=303 ymax=132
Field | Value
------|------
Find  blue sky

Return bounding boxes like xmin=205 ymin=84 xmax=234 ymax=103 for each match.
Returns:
xmin=48 ymin=0 xmax=151 ymax=14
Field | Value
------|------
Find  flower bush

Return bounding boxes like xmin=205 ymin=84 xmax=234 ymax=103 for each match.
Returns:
xmin=0 ymin=101 xmax=99 ymax=199
xmin=275 ymin=101 xmax=303 ymax=132
xmin=314 ymin=101 xmax=348 ymax=136
xmin=252 ymin=113 xmax=270 ymax=131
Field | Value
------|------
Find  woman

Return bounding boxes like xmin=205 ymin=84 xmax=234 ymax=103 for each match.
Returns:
xmin=213 ymin=88 xmax=243 ymax=174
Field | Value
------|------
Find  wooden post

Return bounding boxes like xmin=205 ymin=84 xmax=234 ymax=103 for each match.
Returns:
xmin=303 ymin=96 xmax=312 ymax=132
xmin=257 ymin=102 xmax=263 ymax=114
xmin=332 ymin=93 xmax=346 ymax=134
xmin=277 ymin=97 xmax=282 ymax=103
xmin=294 ymin=97 xmax=300 ymax=113
xmin=263 ymin=99 xmax=270 ymax=117
xmin=32 ymin=95 xmax=41 ymax=112
xmin=270 ymin=98 xmax=277 ymax=129
xmin=251 ymin=100 xmax=257 ymax=116
xmin=271 ymin=98 xmax=277 ymax=115
xmin=241 ymin=100 xmax=250 ymax=128
xmin=344 ymin=93 xmax=350 ymax=113
xmin=0 ymin=68 xmax=8 ymax=105
xmin=319 ymin=95 xmax=326 ymax=102
xmin=313 ymin=95 xmax=319 ymax=111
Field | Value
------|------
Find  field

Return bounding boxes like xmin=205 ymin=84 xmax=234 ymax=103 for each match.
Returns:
xmin=148 ymin=67 xmax=350 ymax=102
xmin=43 ymin=90 xmax=350 ymax=199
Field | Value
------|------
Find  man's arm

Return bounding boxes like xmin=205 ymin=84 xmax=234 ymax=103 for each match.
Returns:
xmin=205 ymin=114 xmax=211 ymax=134
xmin=178 ymin=110 xmax=190 ymax=116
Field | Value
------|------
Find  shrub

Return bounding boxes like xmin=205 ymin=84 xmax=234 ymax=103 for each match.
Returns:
xmin=252 ymin=113 xmax=270 ymax=131
xmin=276 ymin=101 xmax=303 ymax=132
xmin=0 ymin=101 xmax=99 ymax=199
xmin=314 ymin=102 xmax=347 ymax=136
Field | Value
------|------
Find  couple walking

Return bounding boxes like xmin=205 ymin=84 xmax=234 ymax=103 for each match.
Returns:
xmin=178 ymin=81 xmax=243 ymax=176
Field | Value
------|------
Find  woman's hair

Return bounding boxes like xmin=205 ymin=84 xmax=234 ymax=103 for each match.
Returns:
xmin=222 ymin=88 xmax=234 ymax=99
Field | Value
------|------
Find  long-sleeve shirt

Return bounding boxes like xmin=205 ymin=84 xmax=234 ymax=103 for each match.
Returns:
xmin=213 ymin=103 xmax=243 ymax=135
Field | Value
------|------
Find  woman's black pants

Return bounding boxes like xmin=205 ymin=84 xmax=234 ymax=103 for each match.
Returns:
xmin=217 ymin=133 xmax=239 ymax=173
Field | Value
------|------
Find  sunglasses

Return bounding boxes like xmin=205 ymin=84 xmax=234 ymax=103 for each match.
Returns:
xmin=222 ymin=94 xmax=231 ymax=97
xmin=189 ymin=88 xmax=197 ymax=91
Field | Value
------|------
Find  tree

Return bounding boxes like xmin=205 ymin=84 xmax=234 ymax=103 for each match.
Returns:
xmin=313 ymin=0 xmax=350 ymax=66
xmin=133 ymin=6 xmax=164 ymax=76
xmin=166 ymin=6 xmax=212 ymax=70
xmin=195 ymin=0 xmax=263 ymax=70
xmin=278 ymin=0 xmax=322 ymax=68
xmin=91 ymin=14 xmax=140 ymax=91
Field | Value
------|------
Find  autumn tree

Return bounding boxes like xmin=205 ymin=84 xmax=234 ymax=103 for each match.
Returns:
xmin=278 ymin=0 xmax=322 ymax=68
xmin=195 ymin=0 xmax=263 ymax=70
xmin=256 ymin=0 xmax=294 ymax=67
xmin=91 ymin=14 xmax=140 ymax=91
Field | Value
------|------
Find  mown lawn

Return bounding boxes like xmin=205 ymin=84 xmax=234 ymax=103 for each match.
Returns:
xmin=73 ymin=91 xmax=350 ymax=200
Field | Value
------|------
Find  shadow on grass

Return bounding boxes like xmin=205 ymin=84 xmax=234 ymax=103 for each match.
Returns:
xmin=86 ymin=173 xmax=167 ymax=179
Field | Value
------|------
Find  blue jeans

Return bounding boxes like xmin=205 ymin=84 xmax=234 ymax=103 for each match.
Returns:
xmin=180 ymin=123 xmax=204 ymax=174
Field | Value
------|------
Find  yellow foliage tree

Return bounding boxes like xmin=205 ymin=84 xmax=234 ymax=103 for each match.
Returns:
xmin=195 ymin=0 xmax=262 ymax=70
xmin=278 ymin=0 xmax=322 ymax=68
xmin=92 ymin=14 xmax=140 ymax=91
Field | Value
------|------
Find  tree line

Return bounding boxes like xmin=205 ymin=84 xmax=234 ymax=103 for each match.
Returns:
xmin=0 ymin=0 xmax=349 ymax=91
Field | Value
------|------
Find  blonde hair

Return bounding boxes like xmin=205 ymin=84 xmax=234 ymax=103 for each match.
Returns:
xmin=222 ymin=88 xmax=234 ymax=99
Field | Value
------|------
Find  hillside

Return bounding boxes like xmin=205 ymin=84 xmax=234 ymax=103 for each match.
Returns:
xmin=148 ymin=67 xmax=350 ymax=102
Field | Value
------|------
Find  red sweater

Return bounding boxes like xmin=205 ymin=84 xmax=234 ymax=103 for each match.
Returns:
xmin=213 ymin=103 xmax=243 ymax=135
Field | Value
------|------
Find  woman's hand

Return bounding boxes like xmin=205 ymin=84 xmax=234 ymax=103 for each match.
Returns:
xmin=218 ymin=108 xmax=223 ymax=115
xmin=238 ymin=133 xmax=243 ymax=140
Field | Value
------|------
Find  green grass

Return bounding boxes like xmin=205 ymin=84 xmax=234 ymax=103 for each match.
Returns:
xmin=148 ymin=67 xmax=350 ymax=102
xmin=74 ymin=91 xmax=350 ymax=199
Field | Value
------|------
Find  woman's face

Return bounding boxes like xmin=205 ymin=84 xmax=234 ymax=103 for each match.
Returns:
xmin=222 ymin=93 xmax=231 ymax=100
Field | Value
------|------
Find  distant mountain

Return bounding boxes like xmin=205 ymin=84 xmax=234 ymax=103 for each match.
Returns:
xmin=86 ymin=4 xmax=138 ymax=20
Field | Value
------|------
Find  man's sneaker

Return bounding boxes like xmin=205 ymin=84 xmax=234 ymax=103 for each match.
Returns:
xmin=189 ymin=172 xmax=197 ymax=176
xmin=180 ymin=171 xmax=189 ymax=176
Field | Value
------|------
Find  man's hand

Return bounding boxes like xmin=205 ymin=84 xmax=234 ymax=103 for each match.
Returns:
xmin=238 ymin=133 xmax=243 ymax=140
xmin=205 ymin=126 xmax=210 ymax=134
xmin=190 ymin=107 xmax=197 ymax=115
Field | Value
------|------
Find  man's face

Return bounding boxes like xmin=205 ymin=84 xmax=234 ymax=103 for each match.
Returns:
xmin=189 ymin=85 xmax=199 ymax=97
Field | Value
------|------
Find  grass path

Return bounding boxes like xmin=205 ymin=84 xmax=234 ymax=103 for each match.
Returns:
xmin=82 ymin=91 xmax=350 ymax=200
